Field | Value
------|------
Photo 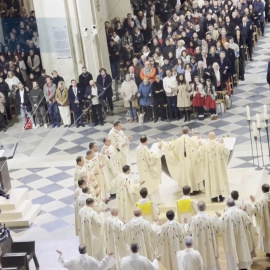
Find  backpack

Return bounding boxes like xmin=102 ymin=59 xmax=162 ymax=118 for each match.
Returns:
xmin=24 ymin=117 xmax=33 ymax=130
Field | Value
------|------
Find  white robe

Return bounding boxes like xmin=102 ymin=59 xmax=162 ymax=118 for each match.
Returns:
xmin=120 ymin=254 xmax=159 ymax=270
xmin=219 ymin=206 xmax=255 ymax=270
xmin=105 ymin=216 xmax=129 ymax=270
xmin=136 ymin=144 xmax=162 ymax=195
xmin=162 ymin=135 xmax=201 ymax=191
xmin=108 ymin=127 xmax=130 ymax=167
xmin=58 ymin=253 xmax=115 ymax=270
xmin=101 ymin=144 xmax=122 ymax=194
xmin=186 ymin=211 xmax=220 ymax=270
xmin=136 ymin=198 xmax=159 ymax=223
xmin=156 ymin=220 xmax=186 ymax=270
xmin=74 ymin=165 xmax=88 ymax=187
xmin=125 ymin=216 xmax=157 ymax=261
xmin=113 ymin=173 xmax=140 ymax=221
xmin=197 ymin=140 xmax=230 ymax=200
xmin=76 ymin=193 xmax=92 ymax=242
xmin=252 ymin=192 xmax=270 ymax=253
xmin=80 ymin=206 xmax=106 ymax=260
xmin=176 ymin=248 xmax=203 ymax=270
xmin=176 ymin=195 xmax=197 ymax=224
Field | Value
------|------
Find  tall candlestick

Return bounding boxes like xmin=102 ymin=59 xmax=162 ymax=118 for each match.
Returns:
xmin=253 ymin=122 xmax=258 ymax=137
xmin=264 ymin=105 xmax=268 ymax=121
xmin=246 ymin=106 xmax=251 ymax=121
xmin=256 ymin=114 xmax=261 ymax=129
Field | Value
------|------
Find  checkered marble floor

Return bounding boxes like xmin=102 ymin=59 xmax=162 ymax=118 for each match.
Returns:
xmin=1 ymin=23 xmax=270 ymax=270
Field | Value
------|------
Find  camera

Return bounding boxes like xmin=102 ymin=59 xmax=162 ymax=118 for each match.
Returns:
xmin=91 ymin=25 xmax=98 ymax=35
xmin=83 ymin=27 xmax=89 ymax=38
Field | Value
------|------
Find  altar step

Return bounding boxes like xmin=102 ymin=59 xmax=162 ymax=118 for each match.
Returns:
xmin=0 ymin=188 xmax=41 ymax=228
xmin=157 ymin=202 xmax=226 ymax=224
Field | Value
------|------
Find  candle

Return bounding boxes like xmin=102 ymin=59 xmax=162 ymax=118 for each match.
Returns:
xmin=256 ymin=114 xmax=261 ymax=129
xmin=246 ymin=106 xmax=251 ymax=121
xmin=264 ymin=105 xmax=268 ymax=120
xmin=252 ymin=122 xmax=258 ymax=137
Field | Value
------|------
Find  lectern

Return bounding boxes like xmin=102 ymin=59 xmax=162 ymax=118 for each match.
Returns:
xmin=0 ymin=144 xmax=18 ymax=193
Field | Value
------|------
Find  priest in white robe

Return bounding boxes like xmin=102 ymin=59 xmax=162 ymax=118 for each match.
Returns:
xmin=217 ymin=199 xmax=255 ymax=270
xmin=250 ymin=184 xmax=270 ymax=256
xmin=176 ymin=236 xmax=203 ymax=270
xmin=160 ymin=126 xmax=201 ymax=193
xmin=231 ymin=190 xmax=254 ymax=218
xmin=185 ymin=201 xmax=221 ymax=270
xmin=136 ymin=187 xmax=159 ymax=223
xmin=101 ymin=137 xmax=122 ymax=197
xmin=105 ymin=208 xmax=129 ymax=270
xmin=80 ymin=198 xmax=106 ymax=260
xmin=156 ymin=210 xmax=186 ymax=270
xmin=136 ymin=135 xmax=162 ymax=198
xmin=120 ymin=243 xmax=159 ymax=270
xmin=113 ymin=165 xmax=144 ymax=221
xmin=197 ymin=132 xmax=230 ymax=202
xmin=74 ymin=156 xmax=88 ymax=187
xmin=108 ymin=120 xmax=132 ymax=167
xmin=77 ymin=187 xmax=93 ymax=243
xmin=74 ymin=179 xmax=87 ymax=236
xmin=85 ymin=150 xmax=110 ymax=202
xmin=176 ymin=185 xmax=198 ymax=223
xmin=57 ymin=244 xmax=115 ymax=270
xmin=124 ymin=208 xmax=158 ymax=261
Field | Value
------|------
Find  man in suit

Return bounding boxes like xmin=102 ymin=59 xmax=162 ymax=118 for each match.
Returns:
xmin=239 ymin=16 xmax=253 ymax=61
xmin=218 ymin=51 xmax=231 ymax=91
xmin=85 ymin=80 xmax=104 ymax=126
xmin=191 ymin=61 xmax=205 ymax=83
xmin=27 ymin=49 xmax=41 ymax=77
xmin=223 ymin=42 xmax=236 ymax=76
xmin=78 ymin=66 xmax=93 ymax=97
xmin=96 ymin=68 xmax=114 ymax=115
xmin=68 ymin=79 xmax=85 ymax=128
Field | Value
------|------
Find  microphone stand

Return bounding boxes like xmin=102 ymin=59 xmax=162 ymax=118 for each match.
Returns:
xmin=247 ymin=120 xmax=255 ymax=166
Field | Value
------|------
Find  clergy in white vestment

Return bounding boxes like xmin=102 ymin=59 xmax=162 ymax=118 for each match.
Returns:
xmin=231 ymin=190 xmax=254 ymax=218
xmin=101 ymin=137 xmax=122 ymax=197
xmin=89 ymin=142 xmax=111 ymax=196
xmin=74 ymin=179 xmax=87 ymax=236
xmin=85 ymin=150 xmax=110 ymax=202
xmin=136 ymin=135 xmax=162 ymax=197
xmin=160 ymin=126 xmax=201 ymax=193
xmin=217 ymin=199 xmax=255 ymax=270
xmin=80 ymin=198 xmax=106 ymax=260
xmin=57 ymin=244 xmax=115 ymax=270
xmin=156 ymin=210 xmax=186 ymax=270
xmin=176 ymin=236 xmax=203 ymax=270
xmin=124 ymin=208 xmax=158 ymax=261
xmin=136 ymin=187 xmax=159 ymax=223
xmin=250 ymin=184 xmax=270 ymax=256
xmin=120 ymin=243 xmax=159 ymax=270
xmin=176 ymin=185 xmax=198 ymax=223
xmin=113 ymin=165 xmax=144 ymax=221
xmin=74 ymin=156 xmax=88 ymax=187
xmin=108 ymin=120 xmax=132 ymax=167
xmin=197 ymin=132 xmax=230 ymax=202
xmin=185 ymin=201 xmax=221 ymax=270
xmin=105 ymin=208 xmax=129 ymax=270
xmin=77 ymin=187 xmax=94 ymax=243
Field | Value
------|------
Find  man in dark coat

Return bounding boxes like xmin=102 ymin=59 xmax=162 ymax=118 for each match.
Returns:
xmin=0 ymin=76 xmax=11 ymax=120
xmin=239 ymin=16 xmax=253 ymax=61
xmin=68 ymin=79 xmax=85 ymax=128
xmin=84 ymin=80 xmax=104 ymax=126
xmin=78 ymin=66 xmax=93 ymax=97
xmin=96 ymin=68 xmax=114 ymax=115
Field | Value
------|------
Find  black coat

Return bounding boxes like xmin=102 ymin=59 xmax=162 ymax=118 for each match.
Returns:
xmin=52 ymin=75 xmax=64 ymax=87
xmin=267 ymin=61 xmax=270 ymax=85
xmin=239 ymin=21 xmax=253 ymax=41
xmin=96 ymin=74 xmax=113 ymax=98
xmin=68 ymin=86 xmax=83 ymax=112
xmin=217 ymin=58 xmax=231 ymax=81
xmin=78 ymin=72 xmax=93 ymax=94
xmin=0 ymin=81 xmax=10 ymax=105
xmin=15 ymin=89 xmax=32 ymax=112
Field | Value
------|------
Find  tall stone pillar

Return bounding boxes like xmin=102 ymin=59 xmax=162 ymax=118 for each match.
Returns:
xmin=33 ymin=0 xmax=78 ymax=82
xmin=106 ymin=0 xmax=132 ymax=22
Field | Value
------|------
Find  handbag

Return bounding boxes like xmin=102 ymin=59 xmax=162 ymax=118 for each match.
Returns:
xmin=24 ymin=117 xmax=33 ymax=130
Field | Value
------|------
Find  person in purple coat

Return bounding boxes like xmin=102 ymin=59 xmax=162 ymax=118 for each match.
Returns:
xmin=137 ymin=78 xmax=153 ymax=122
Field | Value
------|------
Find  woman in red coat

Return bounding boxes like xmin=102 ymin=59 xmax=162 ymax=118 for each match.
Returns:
xmin=205 ymin=79 xmax=217 ymax=120
xmin=192 ymin=76 xmax=205 ymax=120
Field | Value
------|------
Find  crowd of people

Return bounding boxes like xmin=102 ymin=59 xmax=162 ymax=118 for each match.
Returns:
xmin=105 ymin=0 xmax=268 ymax=123
xmin=70 ymin=120 xmax=270 ymax=270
